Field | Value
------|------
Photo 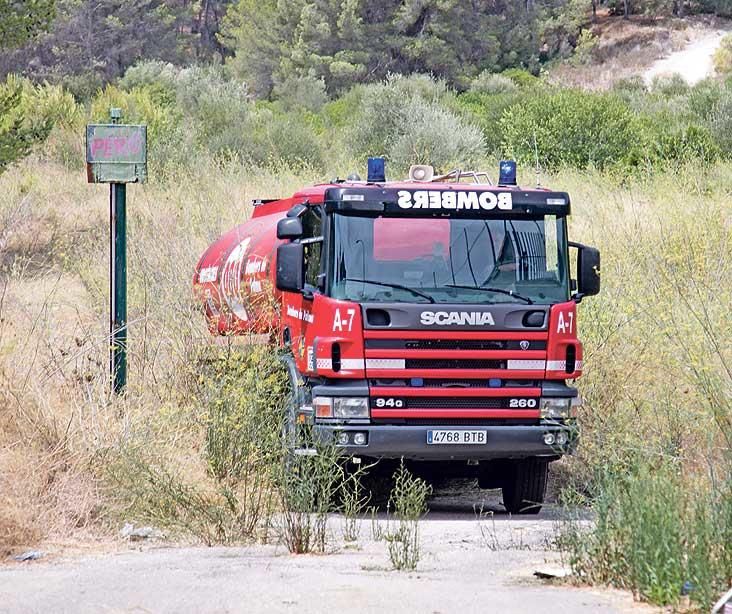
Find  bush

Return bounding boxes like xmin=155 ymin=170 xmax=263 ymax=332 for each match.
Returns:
xmin=559 ymin=459 xmax=732 ymax=608
xmin=90 ymin=85 xmax=180 ymax=144
xmin=119 ymin=60 xmax=179 ymax=93
xmin=107 ymin=345 xmax=289 ymax=545
xmin=272 ymin=74 xmax=329 ymax=113
xmin=645 ymin=120 xmax=720 ymax=162
xmin=384 ymin=462 xmax=431 ymax=571
xmin=713 ymin=33 xmax=732 ymax=76
xmin=706 ymin=91 xmax=732 ymax=155
xmin=388 ymin=98 xmax=485 ymax=171
xmin=0 ymin=76 xmax=59 ymax=173
xmin=349 ymin=75 xmax=485 ymax=174
xmin=500 ymin=68 xmax=539 ymax=87
xmin=174 ymin=66 xmax=251 ymax=155
xmin=469 ymin=71 xmax=518 ymax=95
xmin=456 ymin=90 xmax=526 ymax=155
xmin=202 ymin=346 xmax=286 ymax=486
xmin=611 ymin=76 xmax=648 ymax=98
xmin=649 ymin=73 xmax=690 ymax=97
xmin=500 ymin=89 xmax=644 ymax=169
xmin=245 ymin=108 xmax=326 ymax=170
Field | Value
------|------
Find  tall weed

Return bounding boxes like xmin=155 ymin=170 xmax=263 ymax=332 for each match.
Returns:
xmin=384 ymin=462 xmax=431 ymax=571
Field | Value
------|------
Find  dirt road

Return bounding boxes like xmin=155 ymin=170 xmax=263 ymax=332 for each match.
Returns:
xmin=0 ymin=488 xmax=652 ymax=614
xmin=644 ymin=29 xmax=729 ymax=85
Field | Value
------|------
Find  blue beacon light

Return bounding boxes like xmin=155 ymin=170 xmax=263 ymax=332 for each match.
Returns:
xmin=367 ymin=157 xmax=386 ymax=183
xmin=498 ymin=160 xmax=517 ymax=186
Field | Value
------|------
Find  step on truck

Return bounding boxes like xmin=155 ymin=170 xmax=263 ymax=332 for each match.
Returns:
xmin=193 ymin=160 xmax=600 ymax=514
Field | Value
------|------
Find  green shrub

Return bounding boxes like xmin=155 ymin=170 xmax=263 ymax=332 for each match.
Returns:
xmin=650 ymin=73 xmax=690 ymax=97
xmin=500 ymin=89 xmax=643 ymax=169
xmin=276 ymin=443 xmax=344 ymax=554
xmin=646 ymin=121 xmax=720 ymax=162
xmin=119 ymin=60 xmax=179 ymax=108
xmin=174 ymin=66 xmax=251 ymax=155
xmin=349 ymin=74 xmax=484 ymax=174
xmin=90 ymin=85 xmax=180 ymax=144
xmin=243 ymin=108 xmax=326 ymax=170
xmin=569 ymin=29 xmax=598 ymax=66
xmin=384 ymin=462 xmax=431 ymax=571
xmin=321 ymin=85 xmax=365 ymax=129
xmin=388 ymin=98 xmax=485 ymax=172
xmin=713 ymin=33 xmax=732 ymax=76
xmin=272 ymin=74 xmax=329 ymax=113
xmin=685 ymin=78 xmax=724 ymax=120
xmin=469 ymin=71 xmax=518 ymax=95
xmin=500 ymin=68 xmax=539 ymax=87
xmin=456 ymin=90 xmax=525 ymax=155
xmin=559 ymin=459 xmax=732 ymax=608
xmin=119 ymin=60 xmax=179 ymax=93
xmin=611 ymin=76 xmax=648 ymax=98
xmin=106 ymin=345 xmax=289 ymax=545
xmin=202 ymin=346 xmax=286 ymax=485
xmin=0 ymin=76 xmax=57 ymax=173
xmin=705 ymin=92 xmax=732 ymax=155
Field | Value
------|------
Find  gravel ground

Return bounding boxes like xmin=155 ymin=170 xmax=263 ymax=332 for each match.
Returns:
xmin=0 ymin=486 xmax=655 ymax=614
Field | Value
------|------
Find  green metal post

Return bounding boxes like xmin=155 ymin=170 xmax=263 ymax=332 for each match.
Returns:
xmin=109 ymin=108 xmax=127 ymax=393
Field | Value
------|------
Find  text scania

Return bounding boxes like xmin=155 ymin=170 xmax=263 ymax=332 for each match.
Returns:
xmin=397 ymin=190 xmax=513 ymax=211
xmin=420 ymin=311 xmax=496 ymax=326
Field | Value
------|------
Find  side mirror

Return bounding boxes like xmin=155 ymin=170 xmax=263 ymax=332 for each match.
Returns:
xmin=277 ymin=217 xmax=303 ymax=240
xmin=576 ymin=244 xmax=601 ymax=297
xmin=276 ymin=243 xmax=305 ymax=293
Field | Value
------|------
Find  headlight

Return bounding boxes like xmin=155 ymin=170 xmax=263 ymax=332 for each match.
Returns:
xmin=313 ymin=397 xmax=370 ymax=421
xmin=540 ymin=397 xmax=571 ymax=419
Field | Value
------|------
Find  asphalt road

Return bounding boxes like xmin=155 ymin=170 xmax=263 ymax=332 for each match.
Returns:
xmin=0 ymin=488 xmax=653 ymax=614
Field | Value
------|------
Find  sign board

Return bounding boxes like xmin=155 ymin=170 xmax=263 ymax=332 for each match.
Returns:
xmin=86 ymin=124 xmax=147 ymax=183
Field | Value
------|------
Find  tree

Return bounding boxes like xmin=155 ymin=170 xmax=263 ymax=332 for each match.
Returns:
xmin=222 ymin=0 xmax=585 ymax=97
xmin=0 ymin=0 xmax=187 ymax=95
xmin=191 ymin=0 xmax=236 ymax=60
xmin=0 ymin=77 xmax=53 ymax=173
xmin=0 ymin=0 xmax=56 ymax=49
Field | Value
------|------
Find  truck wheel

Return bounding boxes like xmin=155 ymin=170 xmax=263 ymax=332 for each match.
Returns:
xmin=501 ymin=458 xmax=548 ymax=515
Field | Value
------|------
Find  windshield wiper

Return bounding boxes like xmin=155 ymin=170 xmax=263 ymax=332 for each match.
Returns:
xmin=344 ymin=278 xmax=436 ymax=303
xmin=444 ymin=284 xmax=534 ymax=304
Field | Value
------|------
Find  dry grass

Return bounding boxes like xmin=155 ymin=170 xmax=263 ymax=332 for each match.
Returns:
xmin=0 ymin=155 xmax=321 ymax=553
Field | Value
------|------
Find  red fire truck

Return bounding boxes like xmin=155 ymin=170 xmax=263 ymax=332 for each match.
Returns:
xmin=193 ymin=161 xmax=600 ymax=514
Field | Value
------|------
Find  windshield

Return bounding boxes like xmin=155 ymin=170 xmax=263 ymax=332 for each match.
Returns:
xmin=330 ymin=214 xmax=569 ymax=304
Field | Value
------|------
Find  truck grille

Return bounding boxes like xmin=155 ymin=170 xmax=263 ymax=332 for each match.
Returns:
xmin=370 ymin=397 xmax=538 ymax=410
xmin=399 ymin=398 xmax=504 ymax=409
xmin=405 ymin=359 xmax=505 ymax=370
xmin=365 ymin=339 xmax=545 ymax=351
xmin=369 ymin=378 xmax=541 ymax=388
xmin=372 ymin=418 xmax=538 ymax=426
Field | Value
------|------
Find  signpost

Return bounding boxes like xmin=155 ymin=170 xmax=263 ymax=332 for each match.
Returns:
xmin=86 ymin=109 xmax=147 ymax=394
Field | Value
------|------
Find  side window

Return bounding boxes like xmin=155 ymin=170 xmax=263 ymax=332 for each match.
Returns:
xmin=301 ymin=208 xmax=323 ymax=288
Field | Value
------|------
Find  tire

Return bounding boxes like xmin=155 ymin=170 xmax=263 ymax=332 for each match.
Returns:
xmin=501 ymin=458 xmax=548 ymax=515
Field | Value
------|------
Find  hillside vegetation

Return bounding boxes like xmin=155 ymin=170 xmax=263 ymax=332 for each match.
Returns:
xmin=0 ymin=2 xmax=731 ymax=610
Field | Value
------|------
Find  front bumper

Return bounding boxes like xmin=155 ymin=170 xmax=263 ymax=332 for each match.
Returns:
xmin=313 ymin=423 xmax=576 ymax=461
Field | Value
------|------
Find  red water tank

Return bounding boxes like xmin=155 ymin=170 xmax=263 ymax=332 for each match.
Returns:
xmin=192 ymin=197 xmax=297 ymax=335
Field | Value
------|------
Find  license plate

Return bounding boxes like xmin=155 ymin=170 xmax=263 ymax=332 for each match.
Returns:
xmin=427 ymin=430 xmax=487 ymax=445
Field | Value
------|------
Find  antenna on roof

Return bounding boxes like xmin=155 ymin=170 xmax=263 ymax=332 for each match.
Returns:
xmin=533 ymin=132 xmax=541 ymax=189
